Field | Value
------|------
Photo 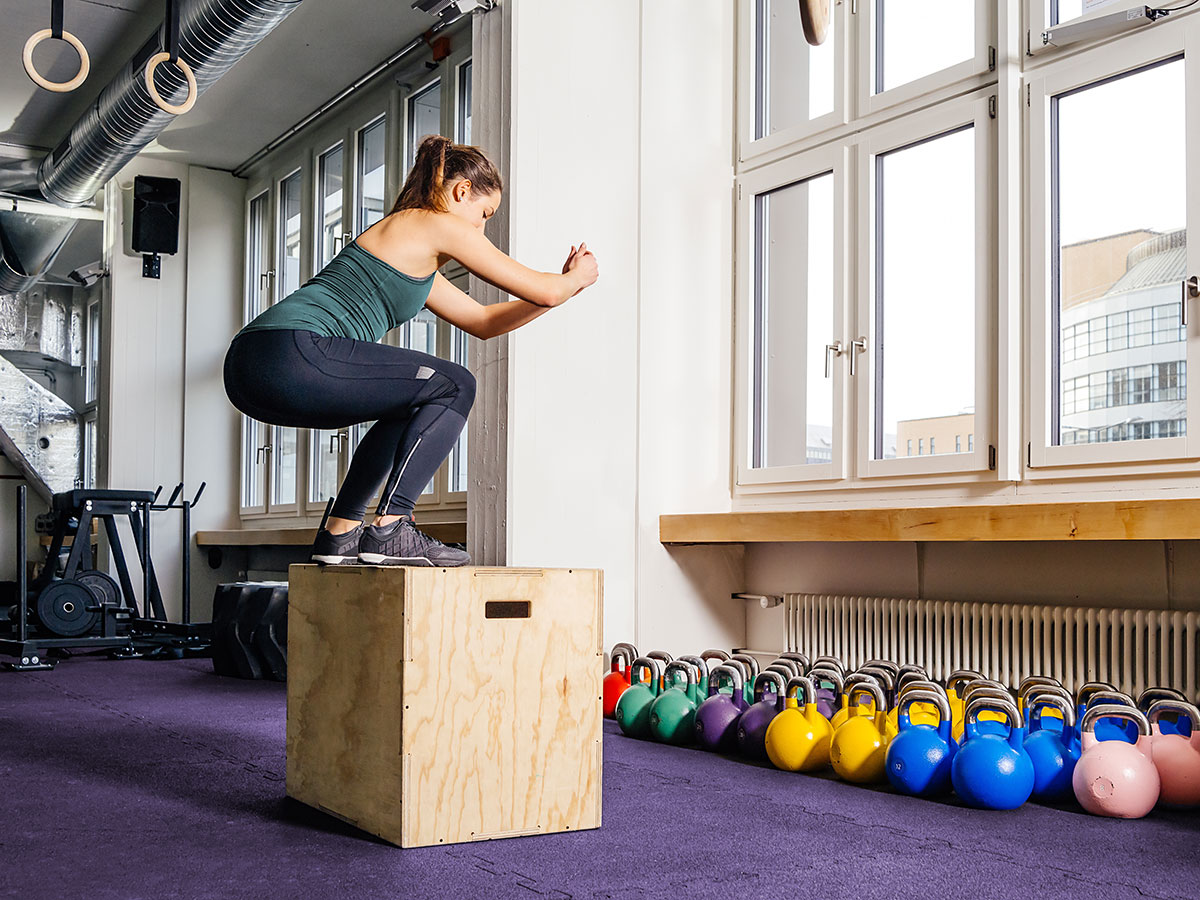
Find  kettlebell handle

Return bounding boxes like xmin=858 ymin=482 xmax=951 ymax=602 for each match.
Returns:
xmin=898 ymin=688 xmax=951 ymax=725
xmin=1138 ymin=687 xmax=1186 ymax=711
xmin=628 ymin=657 xmax=663 ymax=694
xmin=1146 ymin=699 xmax=1200 ymax=732
xmin=752 ymin=669 xmax=787 ymax=704
xmin=1027 ymin=690 xmax=1076 ymax=729
xmin=707 ymin=663 xmax=745 ymax=697
xmin=1075 ymin=681 xmax=1117 ymax=707
xmin=610 ymin=644 xmax=636 ymax=671
xmin=946 ymin=670 xmax=985 ymax=696
xmin=677 ymin=655 xmax=708 ymax=682
xmin=808 ymin=667 xmax=844 ymax=694
xmin=786 ymin=675 xmax=817 ymax=707
xmin=898 ymin=679 xmax=945 ymax=700
xmin=847 ymin=680 xmax=886 ymax=715
xmin=964 ymin=694 xmax=1024 ymax=729
xmin=1019 ymin=680 xmax=1071 ymax=711
xmin=663 ymin=660 xmax=698 ymax=689
xmin=780 ymin=651 xmax=810 ymax=672
xmin=731 ymin=653 xmax=760 ymax=680
xmin=1080 ymin=703 xmax=1150 ymax=736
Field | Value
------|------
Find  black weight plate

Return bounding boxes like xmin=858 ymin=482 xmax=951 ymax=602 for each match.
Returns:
xmin=76 ymin=570 xmax=121 ymax=609
xmin=36 ymin=580 xmax=100 ymax=637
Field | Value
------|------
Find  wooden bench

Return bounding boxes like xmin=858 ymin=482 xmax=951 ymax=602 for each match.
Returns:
xmin=660 ymin=498 xmax=1200 ymax=544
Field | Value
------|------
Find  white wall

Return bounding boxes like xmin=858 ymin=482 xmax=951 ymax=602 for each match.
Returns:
xmin=504 ymin=0 xmax=743 ymax=654
xmin=103 ymin=160 xmax=244 ymax=622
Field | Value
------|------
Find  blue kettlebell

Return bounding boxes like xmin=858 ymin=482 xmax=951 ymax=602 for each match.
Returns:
xmin=951 ymin=695 xmax=1035 ymax=810
xmin=1140 ymin=687 xmax=1192 ymax=737
xmin=1019 ymin=679 xmax=1069 ymax=736
xmin=1024 ymin=690 xmax=1081 ymax=800
xmin=886 ymin=688 xmax=955 ymax=797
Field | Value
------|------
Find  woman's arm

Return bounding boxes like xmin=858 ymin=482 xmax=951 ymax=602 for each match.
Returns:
xmin=435 ymin=215 xmax=597 ymax=307
xmin=423 ymin=273 xmax=553 ymax=340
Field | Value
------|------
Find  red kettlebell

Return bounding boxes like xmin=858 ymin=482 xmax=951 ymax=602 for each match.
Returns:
xmin=603 ymin=642 xmax=638 ymax=718
xmin=1147 ymin=699 xmax=1200 ymax=808
xmin=1072 ymin=704 xmax=1160 ymax=819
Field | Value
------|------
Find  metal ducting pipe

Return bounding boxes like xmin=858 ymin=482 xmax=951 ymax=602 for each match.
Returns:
xmin=38 ymin=0 xmax=303 ymax=208
xmin=0 ymin=210 xmax=78 ymax=293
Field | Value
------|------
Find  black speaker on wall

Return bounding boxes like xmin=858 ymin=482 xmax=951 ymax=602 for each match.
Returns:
xmin=132 ymin=175 xmax=180 ymax=255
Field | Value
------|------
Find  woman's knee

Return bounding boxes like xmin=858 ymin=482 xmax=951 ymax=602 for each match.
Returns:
xmin=446 ymin=363 xmax=476 ymax=411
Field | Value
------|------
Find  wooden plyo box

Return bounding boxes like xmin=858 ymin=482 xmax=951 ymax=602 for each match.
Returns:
xmin=285 ymin=564 xmax=603 ymax=848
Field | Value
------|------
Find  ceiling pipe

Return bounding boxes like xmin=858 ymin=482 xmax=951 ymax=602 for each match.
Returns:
xmin=37 ymin=0 xmax=304 ymax=208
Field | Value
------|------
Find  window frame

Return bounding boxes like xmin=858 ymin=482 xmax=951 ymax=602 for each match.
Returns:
xmin=856 ymin=0 xmax=995 ymax=118
xmin=854 ymin=93 xmax=997 ymax=480
xmin=738 ymin=0 xmax=850 ymax=168
xmin=735 ymin=141 xmax=850 ymax=487
xmin=1026 ymin=27 xmax=1200 ymax=472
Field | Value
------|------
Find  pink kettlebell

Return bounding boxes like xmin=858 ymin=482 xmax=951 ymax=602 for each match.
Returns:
xmin=1147 ymin=699 xmax=1200 ymax=808
xmin=1072 ymin=704 xmax=1160 ymax=819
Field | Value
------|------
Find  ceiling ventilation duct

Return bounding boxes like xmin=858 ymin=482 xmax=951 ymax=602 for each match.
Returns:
xmin=0 ymin=209 xmax=78 ymax=293
xmin=38 ymin=0 xmax=303 ymax=208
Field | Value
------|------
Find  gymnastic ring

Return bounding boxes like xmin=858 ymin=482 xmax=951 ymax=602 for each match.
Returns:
xmin=144 ymin=51 xmax=198 ymax=115
xmin=23 ymin=28 xmax=90 ymax=93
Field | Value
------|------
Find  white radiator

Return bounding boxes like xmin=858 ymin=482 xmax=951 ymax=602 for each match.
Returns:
xmin=785 ymin=594 xmax=1200 ymax=702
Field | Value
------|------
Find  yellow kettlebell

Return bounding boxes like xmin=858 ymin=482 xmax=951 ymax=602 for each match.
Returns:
xmin=1019 ymin=677 xmax=1067 ymax=724
xmin=830 ymin=673 xmax=883 ymax=731
xmin=765 ymin=675 xmax=833 ymax=772
xmin=830 ymin=680 xmax=891 ymax=784
xmin=946 ymin=670 xmax=984 ymax=729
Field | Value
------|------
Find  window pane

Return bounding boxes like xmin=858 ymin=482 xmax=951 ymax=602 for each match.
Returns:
xmin=1051 ymin=0 xmax=1125 ymax=27
xmin=310 ymin=430 xmax=341 ymax=506
xmin=272 ymin=425 xmax=297 ymax=506
xmin=876 ymin=0 xmax=974 ymax=94
xmin=279 ymin=171 xmax=302 ymax=298
xmin=318 ymin=144 xmax=344 ymax=267
xmin=1055 ymin=59 xmax=1186 ymax=446
xmin=753 ymin=171 xmax=835 ymax=468
xmin=83 ymin=416 xmax=96 ymax=489
xmin=358 ymin=118 xmax=387 ymax=234
xmin=755 ymin=0 xmax=835 ymax=139
xmin=242 ymin=416 xmax=264 ymax=509
xmin=246 ymin=193 xmax=270 ymax=322
xmin=877 ymin=126 xmax=975 ymax=460
xmin=85 ymin=300 xmax=100 ymax=404
xmin=458 ymin=62 xmax=472 ymax=144
xmin=450 ymin=325 xmax=469 ymax=493
xmin=407 ymin=81 xmax=443 ymax=176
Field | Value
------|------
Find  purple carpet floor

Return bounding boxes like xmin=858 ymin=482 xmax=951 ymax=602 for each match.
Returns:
xmin=2 ymin=655 xmax=1199 ymax=900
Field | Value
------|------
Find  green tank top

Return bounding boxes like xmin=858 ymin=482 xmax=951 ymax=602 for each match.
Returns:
xmin=238 ymin=241 xmax=435 ymax=342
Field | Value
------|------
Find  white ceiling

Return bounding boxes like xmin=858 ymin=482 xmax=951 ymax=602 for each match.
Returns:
xmin=1 ymin=0 xmax=437 ymax=173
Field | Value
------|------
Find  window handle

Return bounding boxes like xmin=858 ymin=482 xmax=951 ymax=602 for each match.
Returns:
xmin=824 ymin=341 xmax=845 ymax=378
xmin=850 ymin=337 xmax=867 ymax=377
xmin=328 ymin=432 xmax=348 ymax=454
xmin=1182 ymin=276 xmax=1198 ymax=327
xmin=259 ymin=270 xmax=275 ymax=292
xmin=332 ymin=236 xmax=343 ymax=253
xmin=255 ymin=444 xmax=272 ymax=464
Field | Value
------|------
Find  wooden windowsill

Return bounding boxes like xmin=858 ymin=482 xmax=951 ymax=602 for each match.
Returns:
xmin=198 ymin=521 xmax=467 ymax=547
xmin=660 ymin=498 xmax=1200 ymax=544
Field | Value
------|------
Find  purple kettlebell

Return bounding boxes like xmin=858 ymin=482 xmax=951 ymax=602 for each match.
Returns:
xmin=694 ymin=664 xmax=748 ymax=752
xmin=737 ymin=670 xmax=788 ymax=759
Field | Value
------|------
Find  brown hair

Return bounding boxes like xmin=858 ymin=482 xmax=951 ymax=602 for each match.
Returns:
xmin=391 ymin=135 xmax=503 ymax=215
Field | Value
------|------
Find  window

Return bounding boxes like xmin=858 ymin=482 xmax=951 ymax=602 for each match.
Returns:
xmin=241 ymin=192 xmax=271 ymax=513
xmin=1030 ymin=40 xmax=1197 ymax=469
xmin=406 ymin=81 xmax=441 ymax=175
xmin=357 ymin=117 xmax=387 ymax=235
xmin=84 ymin=299 xmax=100 ymax=405
xmin=873 ymin=0 xmax=975 ymax=94
xmin=918 ymin=438 xmax=924 ymax=455
xmin=906 ymin=439 xmax=912 ymax=456
xmin=754 ymin=0 xmax=837 ymax=141
xmin=317 ymin=143 xmax=345 ymax=267
xmin=956 ymin=435 xmax=962 ymax=453
xmin=458 ymin=61 xmax=472 ymax=144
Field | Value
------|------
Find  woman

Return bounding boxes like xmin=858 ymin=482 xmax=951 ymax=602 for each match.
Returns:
xmin=223 ymin=135 xmax=600 ymax=566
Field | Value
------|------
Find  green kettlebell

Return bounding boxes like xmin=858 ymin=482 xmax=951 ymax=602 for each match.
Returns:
xmin=679 ymin=654 xmax=709 ymax=698
xmin=649 ymin=660 xmax=702 ymax=745
xmin=732 ymin=653 xmax=760 ymax=705
xmin=616 ymin=656 xmax=662 ymax=738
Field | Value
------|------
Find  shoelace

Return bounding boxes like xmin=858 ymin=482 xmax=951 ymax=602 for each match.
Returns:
xmin=401 ymin=519 xmax=444 ymax=551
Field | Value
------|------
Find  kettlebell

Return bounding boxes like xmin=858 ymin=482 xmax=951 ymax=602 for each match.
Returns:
xmin=1147 ymin=699 xmax=1200 ymax=808
xmin=1081 ymin=688 xmax=1139 ymax=744
xmin=732 ymin=653 xmax=760 ymax=705
xmin=830 ymin=673 xmax=883 ymax=731
xmin=1018 ymin=681 xmax=1071 ymax=734
xmin=737 ymin=670 xmax=789 ymax=759
xmin=615 ymin=656 xmax=662 ymax=739
xmin=863 ymin=658 xmax=900 ymax=680
xmin=812 ymin=655 xmax=846 ymax=675
xmin=646 ymin=650 xmax=674 ymax=686
xmin=830 ymin=680 xmax=891 ymax=784
xmin=603 ymin=642 xmax=638 ymax=718
xmin=694 ymin=663 xmax=749 ymax=752
xmin=765 ymin=675 xmax=833 ymax=772
xmin=648 ymin=660 xmax=703 ymax=745
xmin=946 ymin=669 xmax=985 ymax=732
xmin=1140 ymin=688 xmax=1191 ymax=738
xmin=1072 ymin=704 xmax=1159 ymax=819
xmin=895 ymin=679 xmax=947 ymax=728
xmin=953 ymin=681 xmax=1011 ymax=743
xmin=678 ymin=654 xmax=710 ymax=698
xmin=809 ymin=667 xmax=844 ymax=721
xmin=886 ymin=688 xmax=955 ymax=797
xmin=779 ymin=651 xmax=810 ymax=673
xmin=1023 ymin=690 xmax=1080 ymax=801
xmin=858 ymin=665 xmax=897 ymax=705
xmin=951 ymin=695 xmax=1035 ymax=810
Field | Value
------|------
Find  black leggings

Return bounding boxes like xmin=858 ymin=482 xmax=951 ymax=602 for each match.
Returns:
xmin=223 ymin=329 xmax=475 ymax=521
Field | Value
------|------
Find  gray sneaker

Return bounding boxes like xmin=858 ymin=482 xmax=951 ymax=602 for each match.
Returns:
xmin=358 ymin=518 xmax=471 ymax=567
xmin=311 ymin=524 xmax=363 ymax=566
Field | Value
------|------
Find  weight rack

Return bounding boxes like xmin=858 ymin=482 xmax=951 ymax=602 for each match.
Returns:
xmin=1 ymin=482 xmax=211 ymax=671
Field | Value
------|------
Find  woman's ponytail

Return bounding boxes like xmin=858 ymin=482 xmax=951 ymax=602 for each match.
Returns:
xmin=391 ymin=135 xmax=503 ymax=215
